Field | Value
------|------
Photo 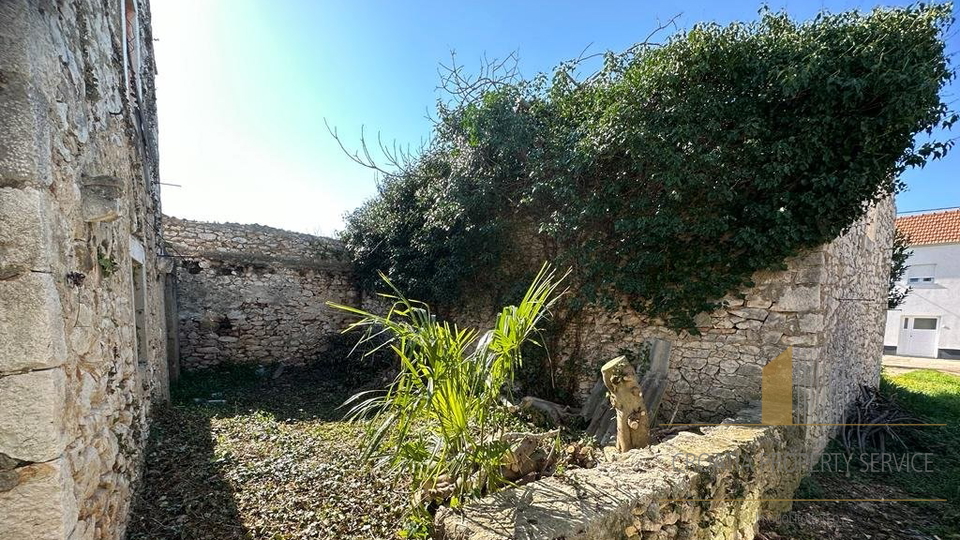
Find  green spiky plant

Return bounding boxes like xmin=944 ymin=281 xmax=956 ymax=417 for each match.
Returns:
xmin=328 ymin=264 xmax=566 ymax=532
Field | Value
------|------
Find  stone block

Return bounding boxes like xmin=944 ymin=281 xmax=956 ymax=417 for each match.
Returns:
xmin=0 ymin=458 xmax=78 ymax=540
xmin=0 ymin=187 xmax=54 ymax=278
xmin=773 ymin=285 xmax=821 ymax=312
xmin=80 ymin=175 xmax=124 ymax=223
xmin=0 ymin=272 xmax=67 ymax=372
xmin=728 ymin=308 xmax=768 ymax=321
xmin=0 ymin=45 xmax=50 ymax=189
xmin=0 ymin=368 xmax=67 ymax=462
xmin=798 ymin=313 xmax=824 ymax=333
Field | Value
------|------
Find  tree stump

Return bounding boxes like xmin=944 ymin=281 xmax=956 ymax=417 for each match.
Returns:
xmin=601 ymin=356 xmax=650 ymax=451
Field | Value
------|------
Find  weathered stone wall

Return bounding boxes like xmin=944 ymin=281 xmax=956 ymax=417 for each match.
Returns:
xmin=555 ymin=201 xmax=894 ymax=453
xmin=437 ymin=404 xmax=806 ymax=540
xmin=165 ymin=217 xmax=358 ymax=370
xmin=0 ymin=1 xmax=169 ymax=539
xmin=445 ymin=201 xmax=894 ymax=454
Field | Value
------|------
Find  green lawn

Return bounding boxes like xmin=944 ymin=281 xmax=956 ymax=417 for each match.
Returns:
xmin=762 ymin=369 xmax=960 ymax=540
xmin=881 ymin=369 xmax=960 ymax=516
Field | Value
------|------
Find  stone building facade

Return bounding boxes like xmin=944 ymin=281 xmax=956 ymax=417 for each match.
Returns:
xmin=0 ymin=1 xmax=170 ymax=539
xmin=164 ymin=216 xmax=358 ymax=370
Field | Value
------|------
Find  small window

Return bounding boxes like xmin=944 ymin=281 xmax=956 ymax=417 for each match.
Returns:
xmin=913 ymin=318 xmax=938 ymax=330
xmin=903 ymin=318 xmax=909 ymax=329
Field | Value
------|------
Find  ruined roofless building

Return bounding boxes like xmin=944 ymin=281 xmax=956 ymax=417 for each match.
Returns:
xmin=1 ymin=1 xmax=173 ymax=539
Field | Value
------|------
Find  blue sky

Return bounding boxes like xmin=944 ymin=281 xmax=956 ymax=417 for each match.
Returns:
xmin=152 ymin=1 xmax=959 ymax=235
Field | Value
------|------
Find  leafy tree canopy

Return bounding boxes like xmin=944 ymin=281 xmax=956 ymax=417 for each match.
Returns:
xmin=339 ymin=5 xmax=956 ymax=329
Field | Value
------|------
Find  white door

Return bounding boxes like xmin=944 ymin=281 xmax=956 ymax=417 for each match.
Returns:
xmin=897 ymin=316 xmax=940 ymax=358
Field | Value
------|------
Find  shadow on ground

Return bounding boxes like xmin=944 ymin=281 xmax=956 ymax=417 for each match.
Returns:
xmin=127 ymin=362 xmax=406 ymax=540
xmin=759 ymin=370 xmax=960 ymax=540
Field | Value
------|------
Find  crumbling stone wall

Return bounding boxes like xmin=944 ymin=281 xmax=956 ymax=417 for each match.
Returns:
xmin=558 ymin=201 xmax=894 ymax=454
xmin=447 ymin=202 xmax=893 ymax=455
xmin=0 ymin=1 xmax=169 ymax=539
xmin=437 ymin=403 xmax=806 ymax=540
xmin=165 ymin=217 xmax=358 ymax=370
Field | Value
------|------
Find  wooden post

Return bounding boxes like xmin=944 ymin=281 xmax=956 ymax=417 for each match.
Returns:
xmin=601 ymin=356 xmax=650 ymax=451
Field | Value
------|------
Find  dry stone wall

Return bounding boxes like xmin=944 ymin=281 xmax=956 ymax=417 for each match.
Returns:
xmin=437 ymin=403 xmax=806 ymax=540
xmin=448 ymin=201 xmax=894 ymax=455
xmin=165 ymin=217 xmax=358 ymax=370
xmin=559 ymin=201 xmax=894 ymax=454
xmin=0 ymin=1 xmax=170 ymax=539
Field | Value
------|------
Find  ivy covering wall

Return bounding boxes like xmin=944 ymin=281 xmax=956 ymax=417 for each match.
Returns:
xmin=340 ymin=6 xmax=955 ymax=330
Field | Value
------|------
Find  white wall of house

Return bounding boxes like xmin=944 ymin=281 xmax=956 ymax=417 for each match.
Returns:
xmin=884 ymin=242 xmax=960 ymax=358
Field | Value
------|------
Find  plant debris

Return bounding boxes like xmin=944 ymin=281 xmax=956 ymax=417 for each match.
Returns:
xmin=127 ymin=365 xmax=408 ymax=540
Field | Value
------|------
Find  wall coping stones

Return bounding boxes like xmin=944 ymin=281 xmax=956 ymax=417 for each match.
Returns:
xmin=436 ymin=404 xmax=804 ymax=540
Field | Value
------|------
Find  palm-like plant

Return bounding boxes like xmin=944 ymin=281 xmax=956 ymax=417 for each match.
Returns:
xmin=328 ymin=264 xmax=566 ymax=518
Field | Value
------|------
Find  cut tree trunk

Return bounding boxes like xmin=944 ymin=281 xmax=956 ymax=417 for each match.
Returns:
xmin=580 ymin=339 xmax=673 ymax=448
xmin=601 ymin=356 xmax=650 ymax=451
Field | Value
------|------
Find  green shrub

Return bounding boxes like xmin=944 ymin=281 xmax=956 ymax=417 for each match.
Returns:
xmin=328 ymin=265 xmax=566 ymax=530
xmin=340 ymin=5 xmax=955 ymax=330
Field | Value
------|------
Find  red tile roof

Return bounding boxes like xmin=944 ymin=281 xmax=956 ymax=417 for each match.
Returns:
xmin=896 ymin=209 xmax=960 ymax=246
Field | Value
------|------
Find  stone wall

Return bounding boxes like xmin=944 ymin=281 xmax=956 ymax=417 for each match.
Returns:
xmin=165 ymin=217 xmax=358 ymax=370
xmin=0 ymin=1 xmax=169 ymax=539
xmin=445 ymin=201 xmax=894 ymax=455
xmin=437 ymin=404 xmax=805 ymax=540
xmin=555 ymin=201 xmax=894 ymax=454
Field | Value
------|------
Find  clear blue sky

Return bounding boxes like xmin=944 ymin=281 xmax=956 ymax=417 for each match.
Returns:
xmin=153 ymin=1 xmax=959 ymax=235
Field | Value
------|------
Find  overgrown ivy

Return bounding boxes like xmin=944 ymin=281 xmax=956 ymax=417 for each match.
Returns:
xmin=340 ymin=5 xmax=955 ymax=330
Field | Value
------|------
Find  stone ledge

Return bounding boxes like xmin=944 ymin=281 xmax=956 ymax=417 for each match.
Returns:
xmin=436 ymin=405 xmax=804 ymax=540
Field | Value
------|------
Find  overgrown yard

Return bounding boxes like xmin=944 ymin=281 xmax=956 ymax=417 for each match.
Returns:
xmin=126 ymin=365 xmax=408 ymax=540
xmin=129 ymin=366 xmax=959 ymax=540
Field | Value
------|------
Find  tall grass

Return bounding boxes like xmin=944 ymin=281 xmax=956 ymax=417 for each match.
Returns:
xmin=328 ymin=265 xmax=566 ymax=526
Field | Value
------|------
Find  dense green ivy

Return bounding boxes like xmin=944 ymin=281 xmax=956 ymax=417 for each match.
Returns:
xmin=340 ymin=5 xmax=955 ymax=329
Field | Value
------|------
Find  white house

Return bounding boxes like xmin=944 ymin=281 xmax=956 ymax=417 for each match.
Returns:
xmin=884 ymin=208 xmax=960 ymax=359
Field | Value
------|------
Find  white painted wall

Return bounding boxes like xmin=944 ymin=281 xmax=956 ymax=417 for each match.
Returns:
xmin=884 ymin=242 xmax=960 ymax=356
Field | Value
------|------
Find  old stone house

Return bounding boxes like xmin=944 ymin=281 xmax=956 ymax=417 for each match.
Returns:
xmin=0 ymin=1 xmax=171 ymax=539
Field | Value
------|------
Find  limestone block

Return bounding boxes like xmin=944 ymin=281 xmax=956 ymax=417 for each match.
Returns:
xmin=0 ymin=272 xmax=67 ymax=372
xmin=0 ymin=41 xmax=50 ymax=189
xmin=773 ymin=285 xmax=821 ymax=312
xmin=0 ymin=368 xmax=67 ymax=462
xmin=0 ymin=458 xmax=77 ymax=540
xmin=79 ymin=176 xmax=124 ymax=223
xmin=0 ymin=187 xmax=54 ymax=278
xmin=798 ymin=313 xmax=824 ymax=333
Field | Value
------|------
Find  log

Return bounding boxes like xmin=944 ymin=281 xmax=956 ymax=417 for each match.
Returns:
xmin=601 ymin=356 xmax=651 ymax=451
xmin=499 ymin=429 xmax=560 ymax=482
xmin=640 ymin=339 xmax=671 ymax=422
xmin=519 ymin=396 xmax=577 ymax=426
xmin=580 ymin=379 xmax=608 ymax=421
